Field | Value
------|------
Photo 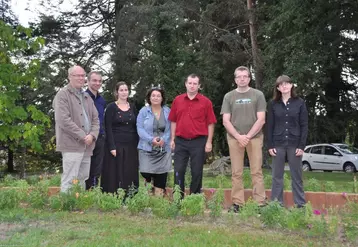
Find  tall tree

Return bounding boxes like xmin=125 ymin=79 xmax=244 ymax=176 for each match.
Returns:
xmin=260 ymin=0 xmax=358 ymax=145
xmin=0 ymin=21 xmax=51 ymax=174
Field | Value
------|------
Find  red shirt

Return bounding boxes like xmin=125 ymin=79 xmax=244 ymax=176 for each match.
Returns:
xmin=168 ymin=93 xmax=217 ymax=139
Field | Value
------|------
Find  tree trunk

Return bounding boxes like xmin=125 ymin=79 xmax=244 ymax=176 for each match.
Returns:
xmin=7 ymin=148 xmax=14 ymax=173
xmin=247 ymin=0 xmax=264 ymax=90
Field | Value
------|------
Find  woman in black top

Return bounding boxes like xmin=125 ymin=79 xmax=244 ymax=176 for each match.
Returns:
xmin=267 ymin=75 xmax=308 ymax=208
xmin=101 ymin=81 xmax=139 ymax=194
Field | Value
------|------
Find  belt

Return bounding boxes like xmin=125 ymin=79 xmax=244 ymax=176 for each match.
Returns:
xmin=176 ymin=136 xmax=205 ymax=141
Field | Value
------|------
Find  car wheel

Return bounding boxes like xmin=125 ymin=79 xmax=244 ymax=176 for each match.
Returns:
xmin=343 ymin=162 xmax=356 ymax=173
xmin=302 ymin=162 xmax=311 ymax=171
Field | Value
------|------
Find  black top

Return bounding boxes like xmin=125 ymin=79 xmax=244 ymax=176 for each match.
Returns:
xmin=266 ymin=97 xmax=308 ymax=150
xmin=104 ymin=102 xmax=138 ymax=150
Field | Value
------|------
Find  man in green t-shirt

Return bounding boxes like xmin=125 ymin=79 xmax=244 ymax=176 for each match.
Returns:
xmin=220 ymin=66 xmax=266 ymax=213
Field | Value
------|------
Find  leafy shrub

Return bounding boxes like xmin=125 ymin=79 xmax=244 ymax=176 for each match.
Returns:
xmin=49 ymin=195 xmax=63 ymax=211
xmin=323 ymin=181 xmax=336 ymax=192
xmin=260 ymin=201 xmax=287 ymax=227
xmin=239 ymin=199 xmax=260 ymax=219
xmin=1 ymin=175 xmax=29 ymax=187
xmin=126 ymin=186 xmax=150 ymax=214
xmin=286 ymin=207 xmax=308 ymax=230
xmin=207 ymin=188 xmax=224 ymax=217
xmin=149 ymin=196 xmax=172 ymax=218
xmin=180 ymin=193 xmax=205 ymax=216
xmin=48 ymin=174 xmax=61 ymax=187
xmin=166 ymin=185 xmax=182 ymax=218
xmin=305 ymin=178 xmax=321 ymax=192
xmin=25 ymin=175 xmax=41 ymax=185
xmin=0 ymin=188 xmax=22 ymax=209
xmin=341 ymin=201 xmax=358 ymax=242
xmin=27 ymin=181 xmax=49 ymax=209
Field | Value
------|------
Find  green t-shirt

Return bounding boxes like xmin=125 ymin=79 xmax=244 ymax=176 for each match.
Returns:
xmin=220 ymin=88 xmax=266 ymax=137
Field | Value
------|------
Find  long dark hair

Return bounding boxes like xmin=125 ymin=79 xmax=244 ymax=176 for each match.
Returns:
xmin=273 ymin=75 xmax=297 ymax=101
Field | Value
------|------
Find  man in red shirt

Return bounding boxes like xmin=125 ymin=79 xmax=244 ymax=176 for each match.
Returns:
xmin=169 ymin=74 xmax=217 ymax=196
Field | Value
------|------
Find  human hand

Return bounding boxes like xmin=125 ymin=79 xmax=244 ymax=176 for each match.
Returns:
xmin=268 ymin=148 xmax=277 ymax=156
xmin=152 ymin=137 xmax=161 ymax=146
xmin=158 ymin=139 xmax=165 ymax=147
xmin=295 ymin=148 xmax=304 ymax=156
xmin=84 ymin=135 xmax=94 ymax=146
xmin=110 ymin=150 xmax=116 ymax=157
xmin=205 ymin=142 xmax=212 ymax=153
xmin=170 ymin=139 xmax=175 ymax=150
xmin=236 ymin=134 xmax=250 ymax=147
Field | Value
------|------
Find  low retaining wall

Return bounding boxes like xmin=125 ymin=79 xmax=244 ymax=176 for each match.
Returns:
xmin=47 ymin=187 xmax=358 ymax=210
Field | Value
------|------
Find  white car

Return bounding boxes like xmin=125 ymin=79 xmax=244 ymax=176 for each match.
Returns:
xmin=302 ymin=143 xmax=358 ymax=173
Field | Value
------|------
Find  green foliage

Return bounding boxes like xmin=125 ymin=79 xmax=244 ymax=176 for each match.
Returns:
xmin=0 ymin=21 xmax=50 ymax=153
xmin=0 ymin=188 xmax=22 ymax=209
xmin=26 ymin=180 xmax=49 ymax=209
xmin=264 ymin=174 xmax=272 ymax=189
xmin=341 ymin=201 xmax=358 ymax=242
xmin=1 ymin=174 xmax=29 ymax=187
xmin=48 ymin=174 xmax=61 ymax=186
xmin=149 ymin=196 xmax=172 ymax=218
xmin=260 ymin=201 xmax=287 ymax=227
xmin=283 ymin=173 xmax=291 ymax=191
xmin=207 ymin=188 xmax=224 ymax=217
xmin=239 ymin=199 xmax=260 ymax=219
xmin=126 ymin=186 xmax=150 ymax=214
xmin=286 ymin=207 xmax=308 ymax=230
xmin=323 ymin=181 xmax=336 ymax=192
xmin=167 ymin=184 xmax=182 ymax=218
xmin=180 ymin=193 xmax=206 ymax=217
xmin=306 ymin=178 xmax=321 ymax=192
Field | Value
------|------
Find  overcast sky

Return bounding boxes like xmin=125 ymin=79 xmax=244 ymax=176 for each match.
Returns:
xmin=11 ymin=0 xmax=77 ymax=26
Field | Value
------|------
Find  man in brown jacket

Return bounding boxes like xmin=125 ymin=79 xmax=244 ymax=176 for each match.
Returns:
xmin=53 ymin=65 xmax=99 ymax=192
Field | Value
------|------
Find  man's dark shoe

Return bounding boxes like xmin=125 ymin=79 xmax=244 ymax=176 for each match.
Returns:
xmin=228 ymin=204 xmax=241 ymax=213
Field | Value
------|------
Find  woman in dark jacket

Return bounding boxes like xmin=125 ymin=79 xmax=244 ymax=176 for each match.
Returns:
xmin=101 ymin=81 xmax=139 ymax=194
xmin=267 ymin=75 xmax=308 ymax=208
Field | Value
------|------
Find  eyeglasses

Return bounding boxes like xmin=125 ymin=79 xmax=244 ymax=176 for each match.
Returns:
xmin=71 ymin=74 xmax=86 ymax=78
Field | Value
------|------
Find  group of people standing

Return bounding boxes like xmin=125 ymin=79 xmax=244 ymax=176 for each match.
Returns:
xmin=53 ymin=65 xmax=308 ymax=211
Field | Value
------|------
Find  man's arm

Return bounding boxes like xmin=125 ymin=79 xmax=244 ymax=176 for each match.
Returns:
xmin=222 ymin=113 xmax=249 ymax=147
xmin=246 ymin=111 xmax=266 ymax=139
xmin=205 ymin=123 xmax=215 ymax=152
xmin=170 ymin=122 xmax=176 ymax=150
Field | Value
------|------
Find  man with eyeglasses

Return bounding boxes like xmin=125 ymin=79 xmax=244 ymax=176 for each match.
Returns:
xmin=53 ymin=65 xmax=99 ymax=192
xmin=85 ymin=71 xmax=106 ymax=190
xmin=220 ymin=66 xmax=267 ymax=213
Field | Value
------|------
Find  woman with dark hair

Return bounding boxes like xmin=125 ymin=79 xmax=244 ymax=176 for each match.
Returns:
xmin=267 ymin=75 xmax=308 ymax=208
xmin=101 ymin=81 xmax=139 ymax=194
xmin=136 ymin=87 xmax=171 ymax=196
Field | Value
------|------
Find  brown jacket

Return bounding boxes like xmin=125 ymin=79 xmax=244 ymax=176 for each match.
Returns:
xmin=53 ymin=84 xmax=99 ymax=155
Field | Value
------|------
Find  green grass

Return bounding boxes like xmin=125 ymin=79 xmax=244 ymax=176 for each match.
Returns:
xmin=187 ymin=169 xmax=357 ymax=192
xmin=0 ymin=208 xmax=343 ymax=247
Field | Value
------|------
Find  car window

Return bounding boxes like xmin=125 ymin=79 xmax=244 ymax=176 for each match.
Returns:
xmin=304 ymin=147 xmax=312 ymax=153
xmin=324 ymin=146 xmax=339 ymax=156
xmin=311 ymin=146 xmax=322 ymax=154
